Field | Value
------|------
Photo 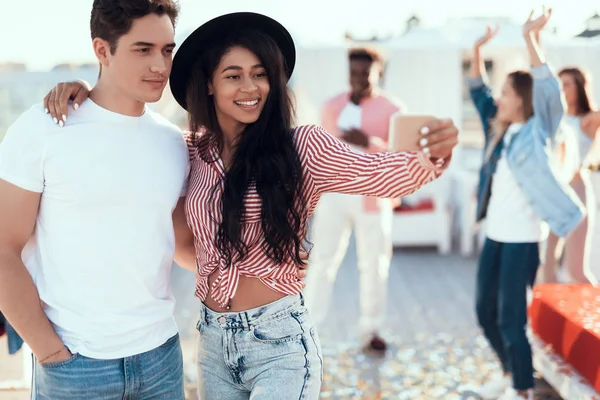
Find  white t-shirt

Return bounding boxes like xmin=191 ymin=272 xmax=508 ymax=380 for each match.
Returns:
xmin=486 ymin=123 xmax=549 ymax=243
xmin=337 ymin=101 xmax=362 ymax=131
xmin=565 ymin=115 xmax=594 ymax=167
xmin=337 ymin=102 xmax=363 ymax=153
xmin=0 ymin=100 xmax=189 ymax=359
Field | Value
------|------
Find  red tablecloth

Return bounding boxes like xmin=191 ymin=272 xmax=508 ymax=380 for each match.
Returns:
xmin=529 ymin=284 xmax=600 ymax=392
xmin=393 ymin=199 xmax=435 ymax=213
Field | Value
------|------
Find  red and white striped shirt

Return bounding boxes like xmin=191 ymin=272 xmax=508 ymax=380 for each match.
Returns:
xmin=184 ymin=124 xmax=447 ymax=308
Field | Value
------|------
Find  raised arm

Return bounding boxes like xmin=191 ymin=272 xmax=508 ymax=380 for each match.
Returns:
xmin=523 ymin=7 xmax=564 ymax=139
xmin=466 ymin=25 xmax=499 ymax=140
xmin=0 ymin=110 xmax=71 ymax=364
xmin=301 ymin=121 xmax=457 ymax=199
xmin=469 ymin=25 xmax=498 ymax=82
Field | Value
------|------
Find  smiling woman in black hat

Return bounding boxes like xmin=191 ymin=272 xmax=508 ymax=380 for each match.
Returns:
xmin=43 ymin=11 xmax=458 ymax=398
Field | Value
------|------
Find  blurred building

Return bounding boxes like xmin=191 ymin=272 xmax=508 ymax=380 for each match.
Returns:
xmin=0 ymin=62 xmax=187 ymax=140
xmin=0 ymin=63 xmax=26 ymax=72
xmin=0 ymin=64 xmax=99 ymax=140
xmin=576 ymin=13 xmax=600 ymax=38
xmin=3 ymin=13 xmax=600 ymax=147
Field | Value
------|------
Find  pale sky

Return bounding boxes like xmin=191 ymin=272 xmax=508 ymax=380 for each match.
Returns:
xmin=2 ymin=0 xmax=597 ymax=70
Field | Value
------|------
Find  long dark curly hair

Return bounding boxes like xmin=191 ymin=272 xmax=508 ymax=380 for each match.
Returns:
xmin=185 ymin=29 xmax=308 ymax=268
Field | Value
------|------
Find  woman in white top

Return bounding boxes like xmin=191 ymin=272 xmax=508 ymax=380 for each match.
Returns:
xmin=539 ymin=67 xmax=600 ymax=284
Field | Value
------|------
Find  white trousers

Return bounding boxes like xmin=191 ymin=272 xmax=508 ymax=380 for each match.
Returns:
xmin=303 ymin=193 xmax=393 ymax=340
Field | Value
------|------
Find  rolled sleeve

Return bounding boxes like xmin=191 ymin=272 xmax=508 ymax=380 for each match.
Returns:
xmin=418 ymin=152 xmax=451 ymax=173
xmin=466 ymin=75 xmax=486 ymax=89
xmin=530 ymin=63 xmax=553 ymax=80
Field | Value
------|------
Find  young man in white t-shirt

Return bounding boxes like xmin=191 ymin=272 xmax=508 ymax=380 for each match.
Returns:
xmin=0 ymin=1 xmax=189 ymax=398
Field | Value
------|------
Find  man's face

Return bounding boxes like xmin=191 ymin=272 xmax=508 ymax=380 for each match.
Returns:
xmin=349 ymin=58 xmax=381 ymax=98
xmin=100 ymin=13 xmax=175 ymax=104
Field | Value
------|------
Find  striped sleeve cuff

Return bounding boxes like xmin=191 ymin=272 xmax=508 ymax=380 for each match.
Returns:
xmin=417 ymin=152 xmax=451 ymax=172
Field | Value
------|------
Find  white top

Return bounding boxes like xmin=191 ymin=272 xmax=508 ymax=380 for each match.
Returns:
xmin=337 ymin=101 xmax=362 ymax=131
xmin=486 ymin=123 xmax=549 ymax=243
xmin=0 ymin=100 xmax=189 ymax=359
xmin=565 ymin=115 xmax=594 ymax=167
xmin=337 ymin=101 xmax=363 ymax=153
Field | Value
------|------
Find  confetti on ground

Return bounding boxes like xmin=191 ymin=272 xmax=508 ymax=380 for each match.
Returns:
xmin=318 ymin=331 xmax=562 ymax=400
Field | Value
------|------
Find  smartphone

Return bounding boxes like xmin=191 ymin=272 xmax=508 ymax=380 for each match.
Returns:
xmin=388 ymin=113 xmax=437 ymax=152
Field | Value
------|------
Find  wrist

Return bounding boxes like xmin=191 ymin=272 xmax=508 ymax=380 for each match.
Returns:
xmin=75 ymin=79 xmax=92 ymax=90
xmin=39 ymin=346 xmax=71 ymax=364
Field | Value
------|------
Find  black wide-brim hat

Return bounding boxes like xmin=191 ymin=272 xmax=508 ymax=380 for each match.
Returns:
xmin=169 ymin=12 xmax=296 ymax=111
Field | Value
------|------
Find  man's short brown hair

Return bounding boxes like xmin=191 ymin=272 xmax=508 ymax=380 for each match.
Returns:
xmin=90 ymin=0 xmax=180 ymax=54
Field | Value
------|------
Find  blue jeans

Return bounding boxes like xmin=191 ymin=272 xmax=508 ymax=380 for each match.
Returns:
xmin=32 ymin=334 xmax=184 ymax=399
xmin=476 ymin=238 xmax=540 ymax=391
xmin=196 ymin=294 xmax=323 ymax=399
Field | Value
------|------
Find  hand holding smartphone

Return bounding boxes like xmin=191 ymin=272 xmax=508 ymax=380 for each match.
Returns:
xmin=388 ymin=113 xmax=436 ymax=152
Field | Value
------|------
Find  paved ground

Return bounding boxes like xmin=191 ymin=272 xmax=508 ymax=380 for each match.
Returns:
xmin=0 ymin=241 xmax=562 ymax=399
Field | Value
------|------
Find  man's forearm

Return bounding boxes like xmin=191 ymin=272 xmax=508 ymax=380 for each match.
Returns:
xmin=0 ymin=252 xmax=65 ymax=360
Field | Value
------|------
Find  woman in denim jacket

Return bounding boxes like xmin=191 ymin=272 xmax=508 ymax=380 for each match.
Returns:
xmin=467 ymin=8 xmax=585 ymax=400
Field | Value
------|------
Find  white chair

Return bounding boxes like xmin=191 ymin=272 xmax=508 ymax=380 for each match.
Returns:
xmin=391 ymin=176 xmax=454 ymax=254
xmin=452 ymin=168 xmax=486 ymax=257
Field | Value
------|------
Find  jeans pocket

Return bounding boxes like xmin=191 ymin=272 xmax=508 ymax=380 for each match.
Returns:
xmin=251 ymin=314 xmax=305 ymax=344
xmin=39 ymin=353 xmax=80 ymax=369
xmin=290 ymin=305 xmax=309 ymax=320
xmin=196 ymin=317 xmax=206 ymax=334
xmin=159 ymin=333 xmax=179 ymax=348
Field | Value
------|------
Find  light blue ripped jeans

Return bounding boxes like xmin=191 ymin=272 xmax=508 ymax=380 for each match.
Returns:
xmin=196 ymin=294 xmax=323 ymax=399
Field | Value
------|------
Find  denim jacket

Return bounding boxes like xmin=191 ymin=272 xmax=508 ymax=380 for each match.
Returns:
xmin=0 ymin=312 xmax=24 ymax=354
xmin=468 ymin=63 xmax=585 ymax=238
